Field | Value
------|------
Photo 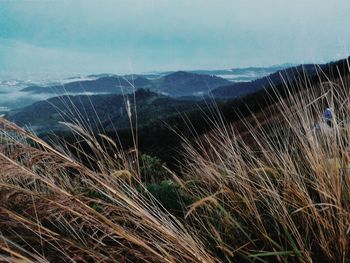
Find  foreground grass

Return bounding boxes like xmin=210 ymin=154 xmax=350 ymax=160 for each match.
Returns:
xmin=180 ymin=73 xmax=350 ymax=262
xmin=1 ymin=69 xmax=350 ymax=262
xmin=0 ymin=118 xmax=212 ymax=262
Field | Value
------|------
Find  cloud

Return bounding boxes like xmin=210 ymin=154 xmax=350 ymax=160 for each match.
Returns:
xmin=1 ymin=0 xmax=350 ymax=77
xmin=0 ymin=38 xmax=128 ymax=77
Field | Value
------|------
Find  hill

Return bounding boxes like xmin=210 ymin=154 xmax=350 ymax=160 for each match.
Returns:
xmin=21 ymin=76 xmax=152 ymax=95
xmin=150 ymin=71 xmax=230 ymax=96
xmin=7 ymin=89 xmax=203 ymax=134
xmin=211 ymin=64 xmax=318 ymax=98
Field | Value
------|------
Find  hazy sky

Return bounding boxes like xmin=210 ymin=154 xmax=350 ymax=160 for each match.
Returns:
xmin=1 ymin=0 xmax=350 ymax=77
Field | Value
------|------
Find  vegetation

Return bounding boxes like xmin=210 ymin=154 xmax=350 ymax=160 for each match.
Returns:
xmin=1 ymin=59 xmax=350 ymax=262
xmin=180 ymin=73 xmax=350 ymax=262
xmin=140 ymin=153 xmax=169 ymax=183
xmin=0 ymin=118 xmax=212 ymax=262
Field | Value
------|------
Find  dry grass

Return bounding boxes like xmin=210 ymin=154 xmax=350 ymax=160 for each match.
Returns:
xmin=181 ymin=70 xmax=350 ymax=262
xmin=1 ymin=66 xmax=350 ymax=262
xmin=0 ymin=118 xmax=213 ymax=262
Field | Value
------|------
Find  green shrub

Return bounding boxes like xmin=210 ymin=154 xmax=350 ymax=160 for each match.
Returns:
xmin=140 ymin=153 xmax=169 ymax=183
xmin=147 ymin=180 xmax=191 ymax=217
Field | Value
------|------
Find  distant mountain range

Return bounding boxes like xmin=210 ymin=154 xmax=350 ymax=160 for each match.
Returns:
xmin=19 ymin=63 xmax=308 ymax=100
xmin=149 ymin=64 xmax=293 ymax=81
xmin=19 ymin=64 xmax=294 ymax=98
xmin=0 ymin=64 xmax=293 ymax=112
xmin=7 ymin=58 xmax=344 ymax=135
xmin=189 ymin=64 xmax=294 ymax=81
xmin=21 ymin=71 xmax=231 ymax=97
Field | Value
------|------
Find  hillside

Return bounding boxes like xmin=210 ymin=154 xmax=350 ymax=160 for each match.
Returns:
xmin=7 ymin=89 xmax=202 ymax=134
xmin=211 ymin=64 xmax=318 ymax=98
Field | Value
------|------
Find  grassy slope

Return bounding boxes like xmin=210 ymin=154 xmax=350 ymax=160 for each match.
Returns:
xmin=1 ymin=58 xmax=350 ymax=262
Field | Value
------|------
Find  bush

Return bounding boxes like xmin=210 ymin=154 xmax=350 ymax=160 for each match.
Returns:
xmin=140 ymin=153 xmax=169 ymax=183
xmin=147 ymin=180 xmax=191 ymax=217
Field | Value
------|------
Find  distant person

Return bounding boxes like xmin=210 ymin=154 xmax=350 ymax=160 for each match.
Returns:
xmin=323 ymin=107 xmax=333 ymax=127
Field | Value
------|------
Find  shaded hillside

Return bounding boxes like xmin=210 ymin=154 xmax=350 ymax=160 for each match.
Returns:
xmin=151 ymin=71 xmax=230 ymax=96
xmin=7 ymin=89 xmax=203 ymax=134
xmin=211 ymin=64 xmax=318 ymax=98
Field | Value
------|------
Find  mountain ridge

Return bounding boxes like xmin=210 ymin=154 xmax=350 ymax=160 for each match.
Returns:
xmin=20 ymin=71 xmax=231 ymax=97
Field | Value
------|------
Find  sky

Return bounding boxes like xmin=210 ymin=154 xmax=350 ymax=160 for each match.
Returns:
xmin=1 ymin=0 xmax=350 ymax=78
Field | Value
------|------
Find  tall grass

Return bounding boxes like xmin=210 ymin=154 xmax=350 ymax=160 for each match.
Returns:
xmin=1 ymin=67 xmax=350 ymax=262
xmin=181 ymin=70 xmax=350 ymax=262
xmin=0 ymin=118 xmax=212 ymax=262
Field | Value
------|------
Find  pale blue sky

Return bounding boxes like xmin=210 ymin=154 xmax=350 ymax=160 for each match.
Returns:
xmin=1 ymin=0 xmax=350 ymax=77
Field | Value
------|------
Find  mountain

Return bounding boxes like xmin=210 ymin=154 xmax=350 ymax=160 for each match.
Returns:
xmin=211 ymin=64 xmax=318 ymax=98
xmin=21 ymin=76 xmax=152 ymax=94
xmin=189 ymin=64 xmax=293 ymax=82
xmin=150 ymin=71 xmax=230 ymax=96
xmin=11 ymin=58 xmax=349 ymax=136
xmin=7 ymin=89 xmax=202 ymax=134
xmin=18 ymin=65 xmax=319 ymax=102
xmin=20 ymin=71 xmax=231 ymax=97
xmin=1 ymin=65 xmax=296 ymax=114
